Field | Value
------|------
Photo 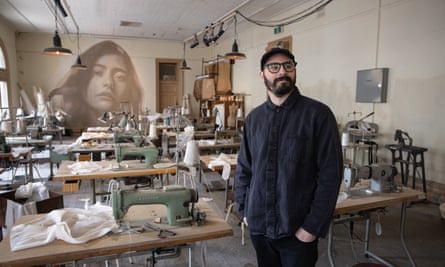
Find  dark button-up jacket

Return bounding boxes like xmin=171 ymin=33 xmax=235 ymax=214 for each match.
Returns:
xmin=235 ymin=88 xmax=343 ymax=239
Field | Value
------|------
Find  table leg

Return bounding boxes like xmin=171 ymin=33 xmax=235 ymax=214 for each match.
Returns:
xmin=224 ymin=179 xmax=229 ymax=209
xmin=91 ymin=180 xmax=96 ymax=204
xmin=200 ymin=240 xmax=207 ymax=267
xmin=400 ymin=202 xmax=417 ymax=267
xmin=49 ymin=139 xmax=54 ymax=178
xmin=363 ymin=216 xmax=394 ymax=266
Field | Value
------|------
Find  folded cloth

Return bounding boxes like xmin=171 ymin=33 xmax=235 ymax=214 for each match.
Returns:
xmin=53 ymin=144 xmax=71 ymax=155
xmin=207 ymin=153 xmax=237 ymax=180
xmin=10 ymin=204 xmax=119 ymax=251
xmin=68 ymin=161 xmax=102 ymax=174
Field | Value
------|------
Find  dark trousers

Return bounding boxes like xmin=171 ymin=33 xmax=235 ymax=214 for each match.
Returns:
xmin=250 ymin=234 xmax=318 ymax=267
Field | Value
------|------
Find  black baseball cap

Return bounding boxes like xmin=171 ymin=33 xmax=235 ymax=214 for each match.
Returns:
xmin=260 ymin=47 xmax=296 ymax=70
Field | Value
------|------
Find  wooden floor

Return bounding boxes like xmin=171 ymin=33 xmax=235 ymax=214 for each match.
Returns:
xmin=1 ymin=156 xmax=445 ymax=266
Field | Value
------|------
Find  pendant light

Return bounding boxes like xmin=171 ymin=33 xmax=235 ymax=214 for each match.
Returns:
xmin=71 ymin=30 xmax=87 ymax=69
xmin=224 ymin=15 xmax=246 ymax=61
xmin=43 ymin=0 xmax=72 ymax=56
xmin=180 ymin=42 xmax=191 ymax=71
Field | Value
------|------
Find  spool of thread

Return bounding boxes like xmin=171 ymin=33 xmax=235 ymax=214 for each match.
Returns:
xmin=236 ymin=108 xmax=243 ymax=119
xmin=1 ymin=121 xmax=12 ymax=133
xmin=183 ymin=140 xmax=200 ymax=166
xmin=149 ymin=123 xmax=157 ymax=138
xmin=341 ymin=132 xmax=350 ymax=146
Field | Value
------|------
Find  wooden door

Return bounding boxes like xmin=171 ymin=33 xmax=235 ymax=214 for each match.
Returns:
xmin=156 ymin=59 xmax=183 ymax=113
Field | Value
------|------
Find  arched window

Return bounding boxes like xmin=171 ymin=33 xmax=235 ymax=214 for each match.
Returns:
xmin=0 ymin=38 xmax=10 ymax=120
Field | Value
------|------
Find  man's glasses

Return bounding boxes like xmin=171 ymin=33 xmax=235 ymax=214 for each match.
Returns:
xmin=265 ymin=61 xmax=296 ymax=73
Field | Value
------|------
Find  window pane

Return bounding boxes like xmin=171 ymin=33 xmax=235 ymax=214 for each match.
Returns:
xmin=159 ymin=63 xmax=177 ymax=80
xmin=0 ymin=46 xmax=5 ymax=69
xmin=0 ymin=81 xmax=9 ymax=119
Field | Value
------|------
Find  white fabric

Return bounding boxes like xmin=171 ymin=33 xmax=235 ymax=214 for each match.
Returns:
xmin=10 ymin=204 xmax=119 ymax=251
xmin=53 ymin=144 xmax=71 ymax=155
xmin=67 ymin=161 xmax=103 ymax=174
xmin=207 ymin=153 xmax=237 ymax=180
xmin=183 ymin=140 xmax=200 ymax=166
xmin=214 ymin=104 xmax=225 ymax=130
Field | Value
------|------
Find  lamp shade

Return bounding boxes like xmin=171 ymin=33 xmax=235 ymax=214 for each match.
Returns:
xmin=180 ymin=59 xmax=191 ymax=71
xmin=43 ymin=31 xmax=72 ymax=56
xmin=71 ymin=55 xmax=88 ymax=70
xmin=224 ymin=40 xmax=246 ymax=60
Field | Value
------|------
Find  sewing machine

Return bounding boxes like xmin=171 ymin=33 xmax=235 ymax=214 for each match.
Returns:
xmin=113 ymin=130 xmax=145 ymax=147
xmin=114 ymin=143 xmax=159 ymax=168
xmin=343 ymin=164 xmax=398 ymax=194
xmin=112 ymin=185 xmax=204 ymax=226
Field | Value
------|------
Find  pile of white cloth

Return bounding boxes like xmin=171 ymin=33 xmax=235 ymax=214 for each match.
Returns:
xmin=10 ymin=203 xmax=119 ymax=251
xmin=207 ymin=153 xmax=237 ymax=180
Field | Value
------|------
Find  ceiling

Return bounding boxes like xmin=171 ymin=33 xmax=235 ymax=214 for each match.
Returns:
xmin=0 ymin=0 xmax=311 ymax=44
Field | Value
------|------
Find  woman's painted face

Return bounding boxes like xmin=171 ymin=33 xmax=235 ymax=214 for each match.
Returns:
xmin=86 ymin=54 xmax=128 ymax=112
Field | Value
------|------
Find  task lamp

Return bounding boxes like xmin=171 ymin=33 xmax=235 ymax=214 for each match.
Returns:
xmin=224 ymin=15 xmax=246 ymax=61
xmin=43 ymin=0 xmax=72 ymax=56
xmin=180 ymin=42 xmax=191 ymax=71
xmin=71 ymin=30 xmax=87 ymax=69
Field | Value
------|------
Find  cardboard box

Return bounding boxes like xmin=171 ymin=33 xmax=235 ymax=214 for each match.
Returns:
xmin=0 ymin=190 xmax=64 ymax=240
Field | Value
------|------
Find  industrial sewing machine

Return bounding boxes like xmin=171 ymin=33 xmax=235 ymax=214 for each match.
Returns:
xmin=343 ymin=164 xmax=398 ymax=194
xmin=114 ymin=143 xmax=159 ymax=168
xmin=113 ymin=130 xmax=145 ymax=147
xmin=112 ymin=184 xmax=205 ymax=226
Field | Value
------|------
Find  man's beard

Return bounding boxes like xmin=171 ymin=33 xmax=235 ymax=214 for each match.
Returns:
xmin=264 ymin=76 xmax=295 ymax=97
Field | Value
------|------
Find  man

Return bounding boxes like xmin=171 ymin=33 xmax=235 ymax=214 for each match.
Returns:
xmin=235 ymin=47 xmax=343 ymax=267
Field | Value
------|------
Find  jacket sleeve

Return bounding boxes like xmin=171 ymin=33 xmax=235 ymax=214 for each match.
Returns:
xmin=234 ymin=117 xmax=253 ymax=220
xmin=302 ymin=108 xmax=343 ymax=238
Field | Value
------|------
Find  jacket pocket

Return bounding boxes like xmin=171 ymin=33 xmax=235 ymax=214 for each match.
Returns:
xmin=284 ymin=135 xmax=310 ymax=163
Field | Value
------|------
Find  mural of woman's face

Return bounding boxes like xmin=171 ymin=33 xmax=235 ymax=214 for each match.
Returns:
xmin=86 ymin=54 xmax=128 ymax=112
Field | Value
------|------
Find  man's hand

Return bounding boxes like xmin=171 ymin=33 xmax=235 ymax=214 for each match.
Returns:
xmin=295 ymin=227 xmax=316 ymax=242
xmin=243 ymin=217 xmax=248 ymax=226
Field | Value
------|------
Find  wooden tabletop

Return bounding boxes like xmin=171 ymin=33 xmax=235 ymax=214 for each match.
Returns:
xmin=0 ymin=200 xmax=233 ymax=267
xmin=53 ymin=160 xmax=177 ymax=182
xmin=198 ymin=142 xmax=240 ymax=151
xmin=334 ymin=186 xmax=425 ymax=215
xmin=70 ymin=143 xmax=117 ymax=154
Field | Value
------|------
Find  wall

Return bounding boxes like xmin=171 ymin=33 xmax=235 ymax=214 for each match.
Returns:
xmin=0 ymin=17 xmax=18 ymax=107
xmin=11 ymin=33 xmax=211 ymax=118
xmin=214 ymin=0 xmax=445 ymax=188
xmin=1 ymin=0 xmax=444 ymax=189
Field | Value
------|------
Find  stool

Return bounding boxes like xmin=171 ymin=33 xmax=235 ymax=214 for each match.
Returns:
xmin=401 ymin=145 xmax=427 ymax=193
xmin=385 ymin=144 xmax=407 ymax=184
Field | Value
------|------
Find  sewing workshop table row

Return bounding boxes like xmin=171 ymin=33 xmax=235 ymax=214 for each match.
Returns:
xmin=0 ymin=200 xmax=233 ymax=267
xmin=53 ymin=160 xmax=177 ymax=203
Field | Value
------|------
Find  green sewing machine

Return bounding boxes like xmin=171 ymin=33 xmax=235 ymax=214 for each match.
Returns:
xmin=114 ymin=143 xmax=159 ymax=168
xmin=111 ymin=185 xmax=204 ymax=226
xmin=113 ymin=130 xmax=145 ymax=147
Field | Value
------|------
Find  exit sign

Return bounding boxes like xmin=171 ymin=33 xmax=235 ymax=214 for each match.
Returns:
xmin=274 ymin=25 xmax=283 ymax=34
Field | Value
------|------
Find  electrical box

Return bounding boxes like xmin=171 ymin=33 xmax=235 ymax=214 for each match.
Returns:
xmin=356 ymin=68 xmax=389 ymax=103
